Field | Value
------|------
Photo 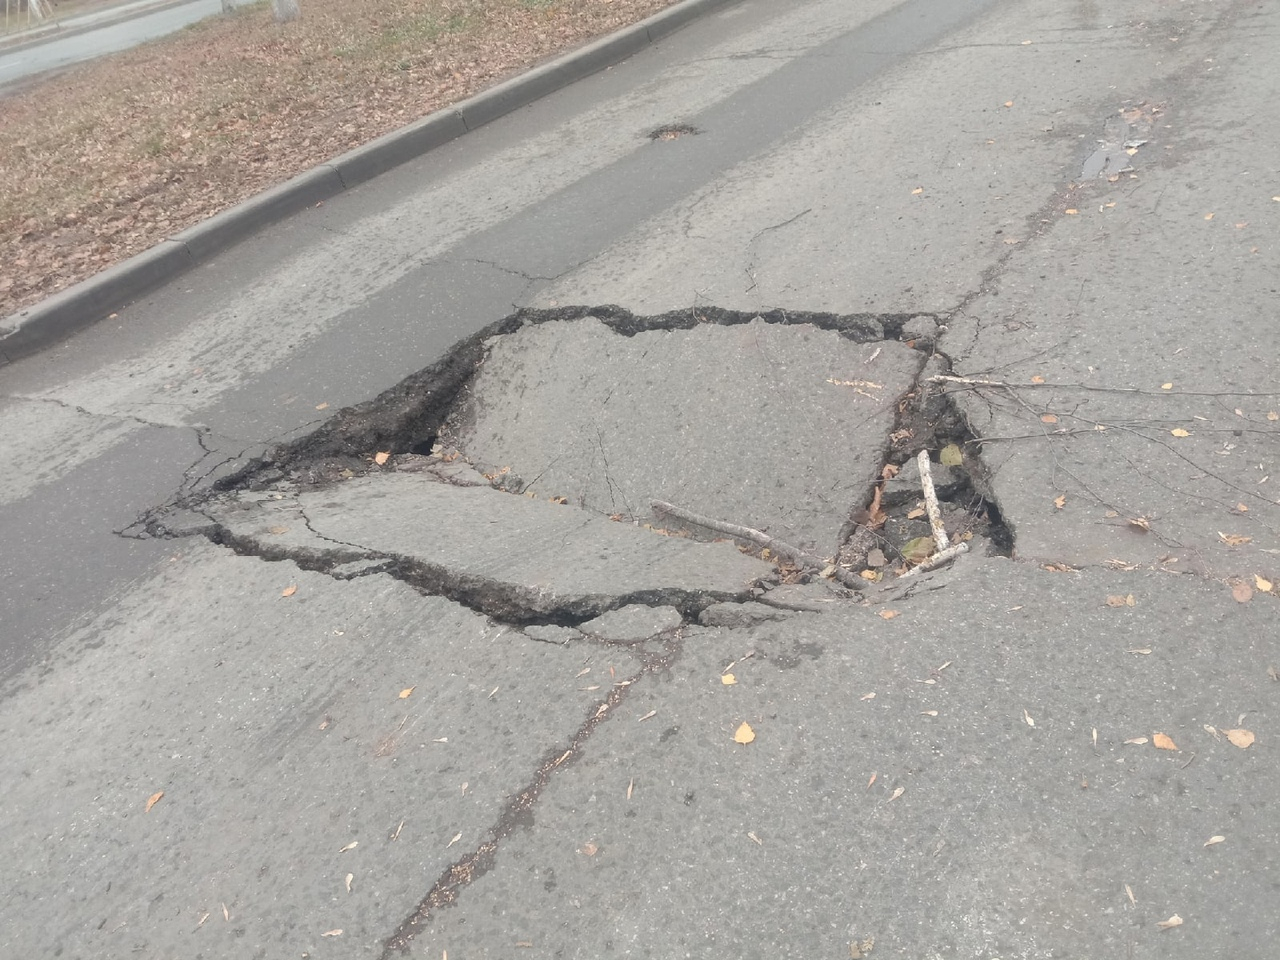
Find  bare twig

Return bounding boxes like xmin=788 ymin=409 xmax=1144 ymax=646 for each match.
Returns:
xmin=650 ymin=500 xmax=862 ymax=590
xmin=928 ymin=375 xmax=1280 ymax=398
xmin=916 ymin=450 xmax=950 ymax=550
xmin=900 ymin=541 xmax=970 ymax=577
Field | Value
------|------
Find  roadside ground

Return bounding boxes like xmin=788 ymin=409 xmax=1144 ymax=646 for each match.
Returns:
xmin=0 ymin=0 xmax=677 ymax=318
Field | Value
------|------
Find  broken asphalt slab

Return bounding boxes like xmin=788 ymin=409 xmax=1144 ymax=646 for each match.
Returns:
xmin=177 ymin=472 xmax=777 ymax=624
xmin=444 ymin=315 xmax=921 ymax=552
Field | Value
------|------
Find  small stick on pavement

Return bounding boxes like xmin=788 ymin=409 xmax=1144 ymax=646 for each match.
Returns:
xmin=916 ymin=450 xmax=950 ymax=551
xmin=900 ymin=541 xmax=969 ymax=577
xmin=651 ymin=500 xmax=863 ymax=590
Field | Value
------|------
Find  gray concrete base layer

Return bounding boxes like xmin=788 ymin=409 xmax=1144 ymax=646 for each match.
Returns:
xmin=203 ymin=473 xmax=775 ymax=619
xmin=446 ymin=317 xmax=921 ymax=552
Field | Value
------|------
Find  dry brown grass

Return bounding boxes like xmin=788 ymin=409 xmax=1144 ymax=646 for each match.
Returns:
xmin=0 ymin=0 xmax=675 ymax=316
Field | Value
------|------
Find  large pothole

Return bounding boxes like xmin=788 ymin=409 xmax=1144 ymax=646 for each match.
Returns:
xmin=152 ymin=306 xmax=1012 ymax=620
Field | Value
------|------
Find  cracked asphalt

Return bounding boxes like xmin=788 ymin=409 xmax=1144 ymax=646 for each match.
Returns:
xmin=2 ymin=0 xmax=1278 ymax=958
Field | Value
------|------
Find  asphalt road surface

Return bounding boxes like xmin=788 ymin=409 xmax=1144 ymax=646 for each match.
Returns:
xmin=2 ymin=0 xmax=1278 ymax=958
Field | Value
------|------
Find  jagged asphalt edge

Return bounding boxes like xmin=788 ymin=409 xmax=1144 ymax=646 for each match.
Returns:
xmin=0 ymin=0 xmax=739 ymax=364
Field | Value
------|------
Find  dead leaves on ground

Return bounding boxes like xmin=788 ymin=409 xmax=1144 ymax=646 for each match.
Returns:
xmin=1224 ymin=728 xmax=1255 ymax=749
xmin=733 ymin=722 xmax=756 ymax=745
xmin=1105 ymin=594 xmax=1136 ymax=607
xmin=145 ymin=790 xmax=164 ymax=813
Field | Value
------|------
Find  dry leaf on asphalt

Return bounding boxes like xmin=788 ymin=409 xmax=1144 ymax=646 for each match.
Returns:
xmin=1124 ymin=737 xmax=1150 ymax=745
xmin=1204 ymin=836 xmax=1225 ymax=847
xmin=145 ymin=790 xmax=164 ymax=813
xmin=734 ymin=722 xmax=756 ymax=744
xmin=581 ymin=842 xmax=598 ymax=856
xmin=1219 ymin=532 xmax=1252 ymax=546
xmin=339 ymin=841 xmax=358 ymax=853
xmin=1255 ymin=575 xmax=1273 ymax=593
xmin=1232 ymin=582 xmax=1254 ymax=603
xmin=1161 ymin=382 xmax=1173 ymax=390
xmin=399 ymin=686 xmax=415 ymax=699
xmin=1171 ymin=428 xmax=1191 ymax=437
xmin=281 ymin=584 xmax=297 ymax=598
xmin=1024 ymin=710 xmax=1035 ymax=727
xmin=1153 ymin=733 xmax=1178 ymax=751
xmin=638 ymin=710 xmax=657 ymax=722
xmin=374 ymin=451 xmax=391 ymax=466
xmin=1224 ymin=728 xmax=1255 ymax=749
xmin=888 ymin=786 xmax=905 ymax=802
xmin=721 ymin=674 xmax=737 ymax=685
xmin=1105 ymin=594 xmax=1136 ymax=607
xmin=1157 ymin=915 xmax=1183 ymax=930
xmin=1054 ymin=494 xmax=1067 ymax=509
xmin=315 ymin=402 xmax=329 ymax=411
xmin=1041 ymin=413 xmax=1059 ymax=423
xmin=1030 ymin=375 xmax=1045 ymax=384
xmin=878 ymin=610 xmax=900 ymax=620
xmin=322 ymin=929 xmax=343 ymax=937
xmin=345 ymin=873 xmax=353 ymax=892
xmin=911 ymin=187 xmax=924 ymax=195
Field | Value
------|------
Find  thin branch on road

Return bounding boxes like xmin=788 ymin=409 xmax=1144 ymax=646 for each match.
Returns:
xmin=650 ymin=499 xmax=863 ymax=590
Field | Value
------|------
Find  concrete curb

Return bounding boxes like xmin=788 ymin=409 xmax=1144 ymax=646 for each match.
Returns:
xmin=0 ymin=0 xmax=738 ymax=364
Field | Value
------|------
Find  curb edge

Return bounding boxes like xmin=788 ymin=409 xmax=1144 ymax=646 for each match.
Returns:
xmin=0 ymin=0 xmax=736 ymax=364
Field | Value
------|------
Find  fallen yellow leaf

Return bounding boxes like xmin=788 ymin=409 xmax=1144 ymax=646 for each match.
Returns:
xmin=1224 ymin=728 xmax=1255 ymax=749
xmin=878 ymin=609 xmax=900 ymax=620
xmin=1054 ymin=494 xmax=1067 ymax=509
xmin=1204 ymin=213 xmax=1214 ymax=220
xmin=145 ymin=790 xmax=164 ymax=813
xmin=1269 ymin=412 xmax=1280 ymax=421
xmin=322 ymin=929 xmax=343 ymax=937
xmin=906 ymin=507 xmax=926 ymax=519
xmin=911 ymin=187 xmax=924 ymax=195
xmin=721 ymin=673 xmax=737 ymax=685
xmin=374 ymin=451 xmax=391 ymax=466
xmin=281 ymin=584 xmax=297 ymax=598
xmin=939 ymin=443 xmax=963 ymax=466
xmin=1065 ymin=209 xmax=1078 ymax=216
xmin=733 ymin=722 xmax=756 ymax=744
xmin=1160 ymin=382 xmax=1173 ymax=390
xmin=1219 ymin=532 xmax=1252 ymax=546
xmin=399 ymin=686 xmax=415 ymax=699
xmin=1157 ymin=915 xmax=1183 ymax=930
xmin=1030 ymin=375 xmax=1045 ymax=384
xmin=1124 ymin=737 xmax=1149 ymax=745
xmin=1004 ymin=100 xmax=1014 ymax=107
xmin=1256 ymin=575 xmax=1274 ymax=593
xmin=1105 ymin=594 xmax=1136 ymax=607
xmin=1204 ymin=835 xmax=1225 ymax=847
xmin=1170 ymin=428 xmax=1191 ymax=437
xmin=1153 ymin=732 xmax=1178 ymax=751
xmin=315 ymin=402 xmax=329 ymax=410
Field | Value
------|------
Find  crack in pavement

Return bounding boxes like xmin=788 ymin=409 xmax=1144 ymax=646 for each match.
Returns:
xmin=379 ymin=627 xmax=685 ymax=957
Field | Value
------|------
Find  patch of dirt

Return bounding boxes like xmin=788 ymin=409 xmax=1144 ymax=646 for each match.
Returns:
xmin=0 ymin=0 xmax=678 ymax=317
